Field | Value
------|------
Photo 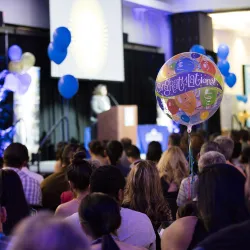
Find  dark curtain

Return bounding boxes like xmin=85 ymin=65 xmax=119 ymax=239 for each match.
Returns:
xmin=0 ymin=31 xmax=165 ymax=159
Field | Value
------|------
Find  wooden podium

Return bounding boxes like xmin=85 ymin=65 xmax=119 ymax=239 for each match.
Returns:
xmin=97 ymin=105 xmax=138 ymax=144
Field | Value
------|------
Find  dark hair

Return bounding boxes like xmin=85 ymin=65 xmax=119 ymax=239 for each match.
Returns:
xmin=125 ymin=145 xmax=140 ymax=159
xmin=90 ymin=166 xmax=126 ymax=200
xmin=3 ymin=143 xmax=29 ymax=168
xmin=79 ymin=193 xmax=120 ymax=250
xmin=120 ymin=138 xmax=132 ymax=150
xmin=62 ymin=144 xmax=86 ymax=167
xmin=232 ymin=142 xmax=242 ymax=159
xmin=146 ymin=141 xmax=162 ymax=163
xmin=1 ymin=170 xmax=29 ymax=235
xmin=177 ymin=201 xmax=198 ymax=218
xmin=88 ymin=140 xmax=105 ymax=157
xmin=191 ymin=133 xmax=205 ymax=160
xmin=168 ymin=133 xmax=181 ymax=147
xmin=106 ymin=141 xmax=123 ymax=166
xmin=231 ymin=130 xmax=241 ymax=143
xmin=56 ymin=142 xmax=67 ymax=161
xmin=197 ymin=164 xmax=249 ymax=233
xmin=67 ymin=152 xmax=93 ymax=191
xmin=200 ymin=142 xmax=221 ymax=156
xmin=241 ymin=129 xmax=249 ymax=142
xmin=240 ymin=146 xmax=250 ymax=164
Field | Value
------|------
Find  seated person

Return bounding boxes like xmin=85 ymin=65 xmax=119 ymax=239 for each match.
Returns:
xmin=125 ymin=145 xmax=141 ymax=167
xmin=79 ymin=193 xmax=146 ymax=250
xmin=88 ymin=140 xmax=108 ymax=166
xmin=168 ymin=133 xmax=181 ymax=148
xmin=146 ymin=141 xmax=162 ymax=163
xmin=55 ymin=152 xmax=93 ymax=217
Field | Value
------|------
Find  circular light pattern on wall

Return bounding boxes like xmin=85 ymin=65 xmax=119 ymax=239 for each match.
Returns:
xmin=69 ymin=0 xmax=109 ymax=77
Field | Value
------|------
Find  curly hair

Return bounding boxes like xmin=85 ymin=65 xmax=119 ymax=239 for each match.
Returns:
xmin=157 ymin=146 xmax=189 ymax=187
xmin=123 ymin=160 xmax=172 ymax=226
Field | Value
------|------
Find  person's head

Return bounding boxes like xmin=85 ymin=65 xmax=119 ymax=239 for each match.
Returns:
xmin=61 ymin=144 xmax=85 ymax=167
xmin=200 ymin=141 xmax=221 ymax=156
xmin=93 ymin=84 xmax=108 ymax=96
xmin=240 ymin=146 xmax=250 ymax=165
xmin=90 ymin=166 xmax=126 ymax=203
xmin=125 ymin=145 xmax=140 ymax=164
xmin=67 ymin=152 xmax=93 ymax=194
xmin=214 ymin=136 xmax=234 ymax=161
xmin=9 ymin=212 xmax=90 ymax=250
xmin=123 ymin=160 xmax=172 ymax=224
xmin=197 ymin=164 xmax=249 ymax=233
xmin=198 ymin=151 xmax=226 ymax=172
xmin=88 ymin=140 xmax=106 ymax=158
xmin=209 ymin=133 xmax=220 ymax=142
xmin=120 ymin=138 xmax=132 ymax=151
xmin=3 ymin=143 xmax=29 ymax=169
xmin=79 ymin=193 xmax=120 ymax=250
xmin=157 ymin=146 xmax=189 ymax=187
xmin=191 ymin=133 xmax=205 ymax=161
xmin=55 ymin=142 xmax=67 ymax=161
xmin=241 ymin=129 xmax=249 ymax=143
xmin=0 ymin=169 xmax=29 ymax=235
xmin=106 ymin=141 xmax=123 ymax=166
xmin=168 ymin=133 xmax=181 ymax=147
xmin=146 ymin=141 xmax=162 ymax=163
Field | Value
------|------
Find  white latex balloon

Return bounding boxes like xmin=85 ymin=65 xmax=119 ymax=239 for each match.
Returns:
xmin=21 ymin=52 xmax=36 ymax=72
xmin=17 ymin=73 xmax=32 ymax=95
xmin=3 ymin=73 xmax=20 ymax=92
xmin=8 ymin=61 xmax=23 ymax=73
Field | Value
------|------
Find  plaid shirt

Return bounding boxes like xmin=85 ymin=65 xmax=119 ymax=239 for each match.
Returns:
xmin=4 ymin=167 xmax=42 ymax=206
xmin=176 ymin=175 xmax=199 ymax=207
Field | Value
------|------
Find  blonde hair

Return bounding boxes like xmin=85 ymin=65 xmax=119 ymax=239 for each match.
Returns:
xmin=157 ymin=146 xmax=189 ymax=187
xmin=9 ymin=212 xmax=90 ymax=250
xmin=93 ymin=84 xmax=106 ymax=95
xmin=123 ymin=160 xmax=172 ymax=225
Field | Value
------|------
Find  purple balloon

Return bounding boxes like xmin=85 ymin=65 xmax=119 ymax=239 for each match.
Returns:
xmin=8 ymin=45 xmax=22 ymax=62
xmin=17 ymin=73 xmax=32 ymax=95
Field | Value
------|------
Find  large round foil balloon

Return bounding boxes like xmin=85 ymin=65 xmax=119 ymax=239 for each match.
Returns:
xmin=155 ymin=52 xmax=224 ymax=131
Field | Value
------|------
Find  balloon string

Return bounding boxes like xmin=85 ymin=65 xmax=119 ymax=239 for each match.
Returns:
xmin=188 ymin=132 xmax=194 ymax=185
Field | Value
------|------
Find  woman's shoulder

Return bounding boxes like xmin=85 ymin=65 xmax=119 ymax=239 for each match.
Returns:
xmin=55 ymin=200 xmax=77 ymax=218
xmin=161 ymin=216 xmax=198 ymax=250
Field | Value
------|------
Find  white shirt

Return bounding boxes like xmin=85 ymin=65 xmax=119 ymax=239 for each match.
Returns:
xmin=22 ymin=167 xmax=44 ymax=184
xmin=66 ymin=207 xmax=156 ymax=250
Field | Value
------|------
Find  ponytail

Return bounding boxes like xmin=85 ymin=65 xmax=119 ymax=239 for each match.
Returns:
xmin=102 ymin=234 xmax=119 ymax=250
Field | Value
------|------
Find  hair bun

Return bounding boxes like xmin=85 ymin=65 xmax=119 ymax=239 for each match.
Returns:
xmin=71 ymin=151 xmax=86 ymax=165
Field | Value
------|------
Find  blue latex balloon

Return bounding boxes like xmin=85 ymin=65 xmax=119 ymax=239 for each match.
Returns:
xmin=217 ymin=60 xmax=230 ymax=76
xmin=175 ymin=58 xmax=195 ymax=73
xmin=53 ymin=27 xmax=71 ymax=50
xmin=225 ymin=73 xmax=236 ymax=88
xmin=8 ymin=45 xmax=22 ymax=62
xmin=58 ymin=74 xmax=79 ymax=99
xmin=190 ymin=45 xmax=206 ymax=55
xmin=236 ymin=95 xmax=248 ymax=103
xmin=47 ymin=43 xmax=67 ymax=65
xmin=218 ymin=44 xmax=229 ymax=60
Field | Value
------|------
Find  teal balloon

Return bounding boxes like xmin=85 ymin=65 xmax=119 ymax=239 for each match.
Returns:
xmin=58 ymin=75 xmax=79 ymax=99
xmin=47 ymin=43 xmax=67 ymax=65
xmin=217 ymin=60 xmax=230 ymax=76
xmin=218 ymin=44 xmax=229 ymax=60
xmin=190 ymin=45 xmax=206 ymax=55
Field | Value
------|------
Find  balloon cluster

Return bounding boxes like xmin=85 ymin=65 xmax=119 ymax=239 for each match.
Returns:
xmin=47 ymin=27 xmax=79 ymax=99
xmin=217 ymin=44 xmax=236 ymax=88
xmin=4 ymin=45 xmax=34 ymax=95
xmin=48 ymin=27 xmax=71 ymax=65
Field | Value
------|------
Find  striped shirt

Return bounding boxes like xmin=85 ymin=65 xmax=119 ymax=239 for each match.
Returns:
xmin=176 ymin=175 xmax=199 ymax=207
xmin=4 ymin=167 xmax=42 ymax=205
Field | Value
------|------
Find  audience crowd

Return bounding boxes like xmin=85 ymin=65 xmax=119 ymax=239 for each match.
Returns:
xmin=1 ymin=129 xmax=250 ymax=250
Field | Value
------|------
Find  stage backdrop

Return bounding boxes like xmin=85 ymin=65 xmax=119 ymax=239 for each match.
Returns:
xmin=49 ymin=0 xmax=124 ymax=82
